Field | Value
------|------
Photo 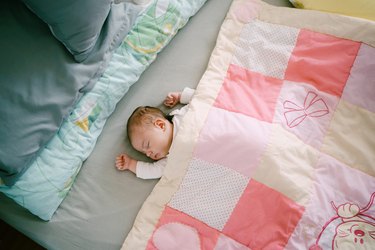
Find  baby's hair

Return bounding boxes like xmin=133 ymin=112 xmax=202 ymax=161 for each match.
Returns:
xmin=127 ymin=106 xmax=172 ymax=144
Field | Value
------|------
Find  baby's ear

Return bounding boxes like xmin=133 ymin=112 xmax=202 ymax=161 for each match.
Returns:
xmin=154 ymin=118 xmax=165 ymax=130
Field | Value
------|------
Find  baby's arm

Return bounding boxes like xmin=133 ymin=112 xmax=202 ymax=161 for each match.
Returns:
xmin=115 ymin=153 xmax=137 ymax=174
xmin=164 ymin=87 xmax=195 ymax=108
xmin=164 ymin=92 xmax=181 ymax=108
xmin=136 ymin=158 xmax=167 ymax=179
xmin=116 ymin=154 xmax=167 ymax=179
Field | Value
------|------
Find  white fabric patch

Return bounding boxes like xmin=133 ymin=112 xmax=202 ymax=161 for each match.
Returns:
xmin=153 ymin=223 xmax=201 ymax=250
xmin=169 ymin=158 xmax=249 ymax=230
xmin=215 ymin=233 xmax=250 ymax=250
xmin=233 ymin=20 xmax=299 ymax=79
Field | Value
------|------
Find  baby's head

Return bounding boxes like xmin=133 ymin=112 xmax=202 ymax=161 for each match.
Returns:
xmin=127 ymin=106 xmax=173 ymax=160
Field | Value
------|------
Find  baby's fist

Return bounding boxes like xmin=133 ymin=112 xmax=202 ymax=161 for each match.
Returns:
xmin=164 ymin=92 xmax=181 ymax=108
xmin=115 ymin=154 xmax=130 ymax=171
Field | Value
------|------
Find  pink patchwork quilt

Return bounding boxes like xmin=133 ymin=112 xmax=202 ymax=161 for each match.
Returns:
xmin=123 ymin=0 xmax=375 ymax=249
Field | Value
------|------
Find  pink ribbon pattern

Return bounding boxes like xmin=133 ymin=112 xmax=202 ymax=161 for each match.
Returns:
xmin=283 ymin=91 xmax=329 ymax=128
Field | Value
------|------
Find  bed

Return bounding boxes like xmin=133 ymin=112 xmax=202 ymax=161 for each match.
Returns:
xmin=0 ymin=0 xmax=243 ymax=249
xmin=122 ymin=0 xmax=375 ymax=249
xmin=1 ymin=0 xmax=374 ymax=249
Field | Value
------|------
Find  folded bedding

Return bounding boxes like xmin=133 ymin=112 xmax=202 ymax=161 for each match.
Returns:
xmin=123 ymin=0 xmax=375 ymax=249
xmin=0 ymin=0 xmax=142 ymax=186
xmin=0 ymin=0 xmax=208 ymax=221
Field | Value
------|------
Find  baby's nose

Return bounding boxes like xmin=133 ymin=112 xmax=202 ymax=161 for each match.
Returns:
xmin=146 ymin=151 xmax=152 ymax=157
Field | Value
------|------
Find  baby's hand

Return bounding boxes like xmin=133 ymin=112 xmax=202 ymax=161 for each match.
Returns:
xmin=115 ymin=154 xmax=134 ymax=171
xmin=164 ymin=92 xmax=181 ymax=108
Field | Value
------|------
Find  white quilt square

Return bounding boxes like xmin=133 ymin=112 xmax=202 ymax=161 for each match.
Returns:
xmin=232 ymin=20 xmax=299 ymax=79
xmin=273 ymin=81 xmax=339 ymax=149
xmin=169 ymin=158 xmax=249 ymax=231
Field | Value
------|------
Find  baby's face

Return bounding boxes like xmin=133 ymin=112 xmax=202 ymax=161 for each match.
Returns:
xmin=131 ymin=118 xmax=173 ymax=160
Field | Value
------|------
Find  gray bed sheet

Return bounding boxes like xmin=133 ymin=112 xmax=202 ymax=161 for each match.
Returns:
xmin=0 ymin=0 xmax=292 ymax=249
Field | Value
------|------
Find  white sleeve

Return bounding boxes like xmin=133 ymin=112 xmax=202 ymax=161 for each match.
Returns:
xmin=136 ymin=158 xmax=168 ymax=179
xmin=180 ymin=87 xmax=195 ymax=104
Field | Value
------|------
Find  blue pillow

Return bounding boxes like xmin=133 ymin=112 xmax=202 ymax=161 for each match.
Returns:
xmin=0 ymin=0 xmax=141 ymax=186
xmin=23 ymin=0 xmax=113 ymax=62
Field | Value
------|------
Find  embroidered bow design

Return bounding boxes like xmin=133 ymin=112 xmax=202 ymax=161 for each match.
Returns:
xmin=283 ymin=91 xmax=329 ymax=128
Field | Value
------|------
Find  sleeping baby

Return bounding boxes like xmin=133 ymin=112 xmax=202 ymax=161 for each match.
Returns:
xmin=115 ymin=87 xmax=194 ymax=179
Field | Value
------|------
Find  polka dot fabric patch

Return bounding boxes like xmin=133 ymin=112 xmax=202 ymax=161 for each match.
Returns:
xmin=169 ymin=158 xmax=250 ymax=231
xmin=232 ymin=20 xmax=299 ymax=80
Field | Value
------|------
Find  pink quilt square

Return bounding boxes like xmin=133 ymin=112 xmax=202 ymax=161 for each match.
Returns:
xmin=147 ymin=206 xmax=220 ymax=250
xmin=223 ymin=180 xmax=305 ymax=249
xmin=214 ymin=64 xmax=283 ymax=123
xmin=285 ymin=29 xmax=360 ymax=97
xmin=194 ymin=107 xmax=271 ymax=178
xmin=342 ymin=43 xmax=375 ymax=113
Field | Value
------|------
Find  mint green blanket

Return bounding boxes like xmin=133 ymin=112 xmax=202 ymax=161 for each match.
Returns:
xmin=0 ymin=0 xmax=207 ymax=220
